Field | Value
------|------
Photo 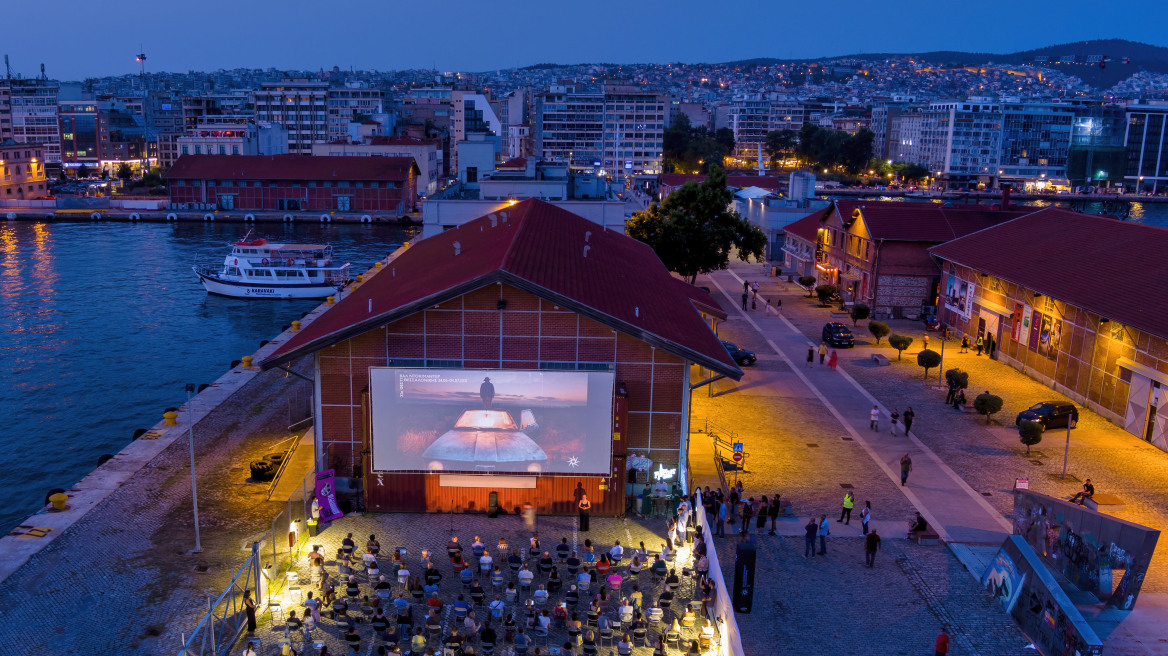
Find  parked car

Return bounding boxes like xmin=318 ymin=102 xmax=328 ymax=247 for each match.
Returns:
xmin=1015 ymin=402 xmax=1079 ymax=431
xmin=721 ymin=341 xmax=756 ymax=366
xmin=822 ymin=322 xmax=855 ymax=348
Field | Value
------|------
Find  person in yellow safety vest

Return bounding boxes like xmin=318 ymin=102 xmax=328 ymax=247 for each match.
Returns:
xmin=838 ymin=491 xmax=855 ymax=525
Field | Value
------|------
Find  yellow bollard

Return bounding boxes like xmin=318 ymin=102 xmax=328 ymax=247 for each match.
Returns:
xmin=291 ymin=320 xmax=301 ymax=331
xmin=374 ymin=261 xmax=382 ymax=269
xmin=241 ymin=356 xmax=253 ymax=368
xmin=49 ymin=493 xmax=69 ymax=511
xmin=164 ymin=410 xmax=178 ymax=426
xmin=327 ymin=296 xmax=335 ymax=305
xmin=356 ymin=274 xmax=364 ymax=283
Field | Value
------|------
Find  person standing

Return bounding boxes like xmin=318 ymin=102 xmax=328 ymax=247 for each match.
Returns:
xmin=828 ymin=349 xmax=838 ymax=371
xmin=740 ymin=498 xmax=754 ymax=536
xmin=243 ymin=589 xmax=257 ymax=634
xmin=743 ymin=280 xmax=750 ymax=294
xmin=817 ymin=515 xmax=829 ymax=555
xmin=803 ymin=517 xmax=818 ymax=559
xmin=577 ymin=494 xmax=592 ymax=532
xmin=751 ymin=281 xmax=760 ymax=298
xmin=960 ymin=334 xmax=969 ymax=354
xmin=945 ymin=381 xmax=958 ymax=405
xmin=975 ymin=334 xmax=984 ymax=356
xmin=767 ymin=495 xmax=780 ymax=536
xmin=890 ymin=408 xmax=900 ymax=435
xmin=934 ymin=627 xmax=950 ymax=656
xmin=864 ymin=529 xmax=881 ymax=568
xmin=755 ymin=497 xmax=769 ymax=533
xmin=523 ymin=502 xmax=536 ymax=532
xmin=922 ymin=334 xmax=929 ymax=351
xmin=869 ymin=405 xmax=880 ymax=432
xmin=860 ymin=501 xmax=871 ymax=536
xmin=741 ymin=291 xmax=749 ymax=311
xmin=776 ymin=298 xmax=782 ymax=314
xmin=903 ymin=407 xmax=915 ymax=435
xmin=899 ymin=453 xmax=913 ymax=487
xmin=806 ymin=346 xmax=814 ymax=369
xmin=715 ymin=499 xmax=727 ymax=537
xmin=838 ymin=491 xmax=854 ymax=524
xmin=818 ymin=342 xmax=827 ymax=365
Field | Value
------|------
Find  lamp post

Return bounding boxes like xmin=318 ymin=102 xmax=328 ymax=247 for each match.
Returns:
xmin=185 ymin=383 xmax=202 ymax=553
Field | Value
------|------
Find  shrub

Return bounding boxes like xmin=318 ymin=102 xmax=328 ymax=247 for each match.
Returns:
xmin=868 ymin=321 xmax=890 ymax=344
xmin=1018 ymin=420 xmax=1044 ymax=455
xmin=815 ymin=284 xmax=837 ymax=306
xmin=798 ymin=276 xmax=817 ymax=296
xmin=973 ymin=392 xmax=1004 ymax=424
xmin=888 ymin=334 xmax=913 ymax=360
xmin=917 ymin=349 xmax=942 ymax=379
xmin=945 ymin=368 xmax=969 ymax=390
xmin=850 ymin=303 xmax=870 ymax=326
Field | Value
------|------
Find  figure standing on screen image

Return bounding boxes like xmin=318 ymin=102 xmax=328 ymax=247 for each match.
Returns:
xmin=480 ymin=377 xmax=495 ymax=409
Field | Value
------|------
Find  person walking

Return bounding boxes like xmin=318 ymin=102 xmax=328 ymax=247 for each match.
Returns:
xmin=975 ymin=334 xmax=984 ymax=356
xmin=899 ymin=453 xmax=913 ymax=487
xmin=945 ymin=381 xmax=958 ymax=405
xmin=960 ymin=334 xmax=969 ymax=354
xmin=751 ymin=281 xmax=760 ymax=298
xmin=803 ymin=517 xmax=818 ymax=559
xmin=775 ymin=298 xmax=782 ymax=314
xmin=743 ymin=280 xmax=750 ymax=294
xmin=818 ymin=342 xmax=827 ymax=365
xmin=922 ymin=334 xmax=929 ymax=351
xmin=741 ymin=291 xmax=749 ymax=311
xmin=860 ymin=501 xmax=871 ymax=535
xmin=817 ymin=515 xmax=829 ymax=555
xmin=903 ymin=407 xmax=915 ymax=435
xmin=864 ymin=529 xmax=881 ymax=568
xmin=869 ymin=405 xmax=880 ymax=431
xmin=827 ymin=349 xmax=838 ymax=371
xmin=577 ymin=494 xmax=592 ymax=532
xmin=806 ymin=346 xmax=814 ymax=369
xmin=838 ymin=491 xmax=854 ymax=525
xmin=890 ymin=408 xmax=900 ymax=435
xmin=934 ymin=627 xmax=950 ymax=656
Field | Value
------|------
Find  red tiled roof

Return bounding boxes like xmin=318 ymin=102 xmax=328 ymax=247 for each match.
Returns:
xmin=262 ymin=199 xmax=741 ymax=377
xmin=782 ymin=206 xmax=832 ymax=243
xmin=165 ymin=155 xmax=419 ymax=181
xmin=498 ymin=157 xmax=528 ymax=169
xmin=659 ymin=174 xmax=782 ymax=191
xmin=929 ymin=208 xmax=1168 ymax=340
xmin=837 ymin=200 xmax=1028 ymax=242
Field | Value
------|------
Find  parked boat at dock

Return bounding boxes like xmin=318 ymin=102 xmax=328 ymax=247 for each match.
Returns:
xmin=193 ymin=237 xmax=350 ymax=299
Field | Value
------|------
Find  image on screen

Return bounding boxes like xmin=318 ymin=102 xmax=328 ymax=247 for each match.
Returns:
xmin=369 ymin=368 xmax=615 ymax=475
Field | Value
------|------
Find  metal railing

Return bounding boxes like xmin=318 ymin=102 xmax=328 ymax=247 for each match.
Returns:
xmin=178 ymin=543 xmax=263 ymax=656
xmin=693 ymin=489 xmax=745 ymax=656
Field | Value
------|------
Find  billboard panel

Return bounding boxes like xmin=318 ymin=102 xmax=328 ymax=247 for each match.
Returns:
xmin=944 ymin=273 xmax=974 ymax=320
xmin=369 ymin=368 xmax=614 ymax=475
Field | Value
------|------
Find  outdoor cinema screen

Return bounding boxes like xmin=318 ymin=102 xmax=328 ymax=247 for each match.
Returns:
xmin=369 ymin=368 xmax=615 ymax=475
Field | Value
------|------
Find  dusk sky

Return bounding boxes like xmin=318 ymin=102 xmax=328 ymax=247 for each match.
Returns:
xmin=6 ymin=0 xmax=1167 ymax=80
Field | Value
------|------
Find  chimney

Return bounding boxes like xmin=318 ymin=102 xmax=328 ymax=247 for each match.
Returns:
xmin=453 ymin=241 xmax=461 ymax=256
xmin=368 ymin=299 xmax=372 ymax=313
xmin=585 ymin=231 xmax=591 ymax=242
xmin=634 ymin=306 xmax=640 ymax=318
xmin=489 ymin=213 xmax=497 ymax=227
xmin=583 ymin=245 xmax=591 ymax=258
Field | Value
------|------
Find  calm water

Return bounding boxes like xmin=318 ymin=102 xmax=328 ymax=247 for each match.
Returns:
xmin=842 ymin=196 xmax=1168 ymax=227
xmin=0 ymin=221 xmax=412 ymax=532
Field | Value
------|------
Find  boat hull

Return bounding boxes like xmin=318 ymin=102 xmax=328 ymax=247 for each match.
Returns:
xmin=195 ymin=270 xmax=341 ymax=299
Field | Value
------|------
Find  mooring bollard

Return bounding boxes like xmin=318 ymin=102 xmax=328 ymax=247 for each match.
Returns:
xmin=291 ymin=320 xmax=301 ymax=331
xmin=163 ymin=410 xmax=178 ymax=426
xmin=241 ymin=356 xmax=253 ymax=368
xmin=49 ymin=493 xmax=69 ymax=511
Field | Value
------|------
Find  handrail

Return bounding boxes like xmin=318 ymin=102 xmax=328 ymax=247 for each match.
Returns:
xmin=693 ymin=490 xmax=746 ymax=656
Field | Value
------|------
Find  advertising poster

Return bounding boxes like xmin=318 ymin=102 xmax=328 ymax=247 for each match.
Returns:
xmin=369 ymin=368 xmax=615 ymax=474
xmin=1039 ymin=316 xmax=1063 ymax=361
xmin=944 ymin=274 xmax=974 ymax=320
xmin=314 ymin=468 xmax=344 ymax=522
xmin=1011 ymin=303 xmax=1024 ymax=342
xmin=1020 ymin=304 xmax=1032 ymax=348
xmin=1028 ymin=310 xmax=1043 ymax=352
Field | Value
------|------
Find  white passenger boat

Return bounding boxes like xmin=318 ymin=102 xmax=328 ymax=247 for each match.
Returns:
xmin=194 ymin=237 xmax=351 ymax=299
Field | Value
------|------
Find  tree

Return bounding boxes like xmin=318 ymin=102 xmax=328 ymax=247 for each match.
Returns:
xmin=973 ymin=392 xmax=1004 ymax=424
xmin=627 ymin=165 xmax=766 ymax=283
xmin=889 ymin=334 xmax=913 ymax=360
xmin=77 ymin=163 xmax=91 ymax=179
xmin=840 ymin=128 xmax=875 ymax=174
xmin=849 ymin=303 xmax=870 ymax=326
xmin=868 ymin=321 xmax=890 ymax=344
xmin=945 ymin=368 xmax=969 ymax=390
xmin=1019 ymin=420 xmax=1044 ymax=455
xmin=895 ymin=162 xmax=929 ymax=184
xmin=815 ymin=284 xmax=837 ymax=306
xmin=917 ymin=349 xmax=942 ymax=379
xmin=798 ymin=276 xmax=817 ymax=296
xmin=117 ymin=162 xmax=133 ymax=183
xmin=714 ymin=127 xmax=735 ymax=155
xmin=663 ymin=115 xmax=736 ymax=173
xmin=764 ymin=129 xmax=797 ymax=167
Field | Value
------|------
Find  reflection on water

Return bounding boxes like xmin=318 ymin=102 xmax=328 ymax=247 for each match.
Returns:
xmin=831 ymin=196 xmax=1168 ymax=228
xmin=0 ymin=221 xmax=411 ymax=531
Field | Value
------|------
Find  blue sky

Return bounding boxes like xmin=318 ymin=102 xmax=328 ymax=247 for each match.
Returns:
xmin=6 ymin=0 xmax=1167 ymax=79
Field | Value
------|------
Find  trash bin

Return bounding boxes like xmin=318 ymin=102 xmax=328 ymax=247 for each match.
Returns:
xmin=307 ymin=518 xmax=320 ymax=537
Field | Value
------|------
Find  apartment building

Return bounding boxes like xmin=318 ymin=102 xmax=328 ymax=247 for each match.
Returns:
xmin=0 ymin=140 xmax=47 ymax=200
xmin=253 ymin=79 xmax=328 ymax=154
xmin=5 ymin=79 xmax=61 ymax=164
xmin=1123 ymin=103 xmax=1168 ymax=194
xmin=327 ymin=83 xmax=384 ymax=141
xmin=534 ymin=84 xmax=666 ymax=175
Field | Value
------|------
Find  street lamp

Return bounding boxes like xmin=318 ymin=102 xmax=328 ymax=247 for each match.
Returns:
xmin=185 ymin=383 xmax=202 ymax=553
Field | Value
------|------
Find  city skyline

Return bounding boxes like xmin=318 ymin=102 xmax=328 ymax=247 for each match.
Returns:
xmin=5 ymin=0 xmax=1167 ymax=80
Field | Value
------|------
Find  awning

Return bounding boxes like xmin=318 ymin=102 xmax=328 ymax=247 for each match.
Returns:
xmin=840 ymin=272 xmax=861 ymax=283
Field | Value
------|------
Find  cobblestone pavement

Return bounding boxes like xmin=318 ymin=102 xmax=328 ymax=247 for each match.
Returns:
xmin=714 ymin=534 xmax=1032 ymax=656
xmin=0 ymin=361 xmax=314 ymax=656
xmin=754 ymin=266 xmax=1168 ymax=593
xmin=689 ymin=266 xmax=1032 ymax=656
xmin=235 ymin=512 xmax=705 ymax=656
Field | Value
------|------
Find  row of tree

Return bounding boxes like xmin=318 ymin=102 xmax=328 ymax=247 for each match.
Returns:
xmin=763 ymin=124 xmax=874 ymax=174
xmin=663 ymin=115 xmax=736 ymax=174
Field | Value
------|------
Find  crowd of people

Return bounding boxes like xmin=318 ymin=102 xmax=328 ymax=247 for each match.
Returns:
xmin=259 ymin=524 xmax=717 ymax=656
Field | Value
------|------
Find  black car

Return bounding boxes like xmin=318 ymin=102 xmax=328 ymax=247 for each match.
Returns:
xmin=721 ymin=341 xmax=756 ymax=366
xmin=1016 ymin=402 xmax=1079 ymax=431
xmin=822 ymin=322 xmax=855 ymax=348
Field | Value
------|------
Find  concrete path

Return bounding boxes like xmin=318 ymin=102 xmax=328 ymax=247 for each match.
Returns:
xmin=706 ymin=268 xmax=1012 ymax=546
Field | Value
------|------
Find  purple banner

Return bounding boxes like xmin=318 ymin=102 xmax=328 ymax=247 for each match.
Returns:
xmin=314 ymin=468 xmax=344 ymax=522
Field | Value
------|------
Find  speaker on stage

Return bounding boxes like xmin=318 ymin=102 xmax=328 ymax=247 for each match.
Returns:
xmin=488 ymin=491 xmax=499 ymax=518
xmin=732 ymin=541 xmax=756 ymax=613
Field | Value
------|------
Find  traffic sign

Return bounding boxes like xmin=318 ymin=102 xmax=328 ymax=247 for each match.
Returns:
xmin=733 ymin=442 xmax=744 ymax=453
xmin=732 ymin=452 xmax=743 ymax=462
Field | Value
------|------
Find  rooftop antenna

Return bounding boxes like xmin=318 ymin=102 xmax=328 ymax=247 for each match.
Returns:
xmin=39 ymin=63 xmax=46 ymax=80
xmin=4 ymin=55 xmax=10 ymax=80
